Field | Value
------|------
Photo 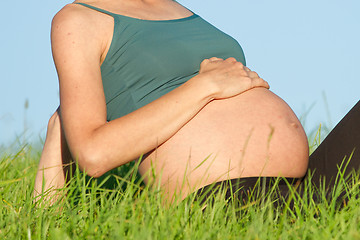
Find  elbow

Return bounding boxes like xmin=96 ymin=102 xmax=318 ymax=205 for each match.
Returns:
xmin=76 ymin=147 xmax=108 ymax=178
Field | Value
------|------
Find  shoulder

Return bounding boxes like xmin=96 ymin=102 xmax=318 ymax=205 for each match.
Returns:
xmin=51 ymin=3 xmax=109 ymax=58
xmin=51 ymin=4 xmax=96 ymax=36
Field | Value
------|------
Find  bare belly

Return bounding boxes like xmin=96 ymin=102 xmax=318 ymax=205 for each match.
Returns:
xmin=138 ymin=88 xmax=309 ymax=199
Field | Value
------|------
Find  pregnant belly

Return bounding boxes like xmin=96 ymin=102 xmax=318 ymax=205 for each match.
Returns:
xmin=139 ymin=88 xmax=309 ymax=199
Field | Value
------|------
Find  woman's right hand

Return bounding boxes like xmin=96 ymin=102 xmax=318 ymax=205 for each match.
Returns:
xmin=198 ymin=57 xmax=270 ymax=100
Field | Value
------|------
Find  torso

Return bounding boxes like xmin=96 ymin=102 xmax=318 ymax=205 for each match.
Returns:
xmin=72 ymin=0 xmax=309 ymax=200
xmin=139 ymin=88 xmax=309 ymax=199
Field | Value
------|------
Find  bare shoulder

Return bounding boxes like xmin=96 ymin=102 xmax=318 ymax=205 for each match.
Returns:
xmin=51 ymin=3 xmax=112 ymax=66
xmin=51 ymin=3 xmax=112 ymax=61
xmin=51 ymin=4 xmax=96 ymax=36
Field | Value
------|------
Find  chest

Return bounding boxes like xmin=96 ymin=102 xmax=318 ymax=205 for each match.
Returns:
xmin=102 ymin=17 xmax=246 ymax=79
xmin=100 ymin=15 xmax=247 ymax=120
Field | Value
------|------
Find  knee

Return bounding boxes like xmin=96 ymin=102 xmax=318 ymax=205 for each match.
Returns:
xmin=47 ymin=108 xmax=61 ymax=130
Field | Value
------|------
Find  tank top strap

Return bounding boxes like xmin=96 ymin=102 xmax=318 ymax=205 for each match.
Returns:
xmin=74 ymin=2 xmax=116 ymax=17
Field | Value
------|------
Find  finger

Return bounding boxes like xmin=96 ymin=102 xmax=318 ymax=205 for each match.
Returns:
xmin=247 ymin=71 xmax=260 ymax=79
xmin=262 ymin=79 xmax=270 ymax=89
xmin=249 ymin=77 xmax=269 ymax=89
xmin=244 ymin=66 xmax=251 ymax=72
xmin=225 ymin=57 xmax=238 ymax=63
xmin=257 ymin=78 xmax=270 ymax=89
xmin=208 ymin=57 xmax=223 ymax=62
xmin=257 ymin=78 xmax=269 ymax=89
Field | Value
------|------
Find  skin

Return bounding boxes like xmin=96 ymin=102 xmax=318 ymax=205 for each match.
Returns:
xmin=34 ymin=0 xmax=309 ymax=203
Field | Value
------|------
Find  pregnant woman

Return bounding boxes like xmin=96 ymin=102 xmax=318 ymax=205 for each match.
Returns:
xmin=34 ymin=0 xmax=359 ymax=204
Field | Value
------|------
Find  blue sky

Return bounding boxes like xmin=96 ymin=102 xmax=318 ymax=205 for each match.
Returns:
xmin=0 ymin=0 xmax=359 ymax=146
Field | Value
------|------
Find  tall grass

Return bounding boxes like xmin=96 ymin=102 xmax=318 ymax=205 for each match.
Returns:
xmin=1 ymin=142 xmax=360 ymax=239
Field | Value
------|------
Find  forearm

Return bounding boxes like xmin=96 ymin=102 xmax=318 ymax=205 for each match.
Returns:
xmin=33 ymin=112 xmax=73 ymax=202
xmin=58 ymin=56 xmax=268 ymax=177
xmin=74 ymin=75 xmax=215 ymax=176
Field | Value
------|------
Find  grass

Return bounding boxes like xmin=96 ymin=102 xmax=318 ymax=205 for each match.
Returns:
xmin=1 ymin=140 xmax=360 ymax=240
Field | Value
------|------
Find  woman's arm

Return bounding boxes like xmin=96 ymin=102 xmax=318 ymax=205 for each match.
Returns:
xmin=33 ymin=109 xmax=73 ymax=203
xmin=52 ymin=5 xmax=269 ymax=178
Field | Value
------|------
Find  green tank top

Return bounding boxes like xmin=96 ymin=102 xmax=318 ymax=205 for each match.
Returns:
xmin=75 ymin=3 xmax=246 ymax=121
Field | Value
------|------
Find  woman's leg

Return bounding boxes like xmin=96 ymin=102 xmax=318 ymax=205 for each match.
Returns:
xmin=192 ymin=177 xmax=301 ymax=209
xmin=308 ymin=100 xmax=360 ymax=188
xmin=33 ymin=108 xmax=74 ymax=204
